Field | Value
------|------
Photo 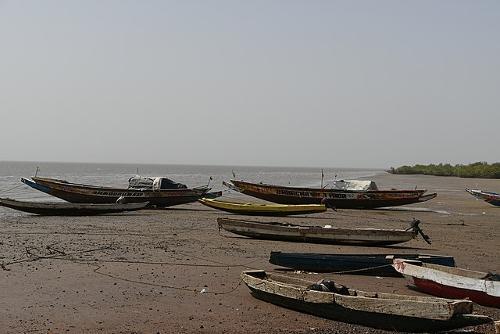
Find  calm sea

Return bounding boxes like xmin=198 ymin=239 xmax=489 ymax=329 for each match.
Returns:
xmin=0 ymin=161 xmax=383 ymax=218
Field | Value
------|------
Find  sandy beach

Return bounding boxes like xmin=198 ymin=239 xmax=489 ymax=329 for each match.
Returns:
xmin=1 ymin=173 xmax=499 ymax=333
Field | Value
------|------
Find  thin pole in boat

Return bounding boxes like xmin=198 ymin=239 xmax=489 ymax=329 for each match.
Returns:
xmin=321 ymin=169 xmax=324 ymax=188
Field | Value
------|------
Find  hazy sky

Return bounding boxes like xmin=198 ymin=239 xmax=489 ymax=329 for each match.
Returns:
xmin=1 ymin=1 xmax=499 ymax=168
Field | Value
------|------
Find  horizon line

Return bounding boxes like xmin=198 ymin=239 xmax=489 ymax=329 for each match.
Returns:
xmin=0 ymin=159 xmax=386 ymax=171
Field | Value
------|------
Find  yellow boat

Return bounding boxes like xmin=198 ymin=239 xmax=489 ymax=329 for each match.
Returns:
xmin=198 ymin=198 xmax=327 ymax=216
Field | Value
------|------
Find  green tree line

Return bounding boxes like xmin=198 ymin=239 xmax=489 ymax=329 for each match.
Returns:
xmin=388 ymin=162 xmax=500 ymax=179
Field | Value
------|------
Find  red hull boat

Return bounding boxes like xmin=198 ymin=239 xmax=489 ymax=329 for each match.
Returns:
xmin=393 ymin=259 xmax=500 ymax=308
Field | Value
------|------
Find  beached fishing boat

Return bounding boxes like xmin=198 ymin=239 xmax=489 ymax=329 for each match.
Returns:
xmin=224 ymin=180 xmax=436 ymax=209
xmin=269 ymin=252 xmax=455 ymax=276
xmin=198 ymin=198 xmax=327 ymax=216
xmin=0 ymin=197 xmax=148 ymax=216
xmin=466 ymin=189 xmax=500 ymax=207
xmin=241 ymin=270 xmax=493 ymax=332
xmin=21 ymin=176 xmax=217 ymax=207
xmin=393 ymin=259 xmax=500 ymax=308
xmin=217 ymin=218 xmax=431 ymax=246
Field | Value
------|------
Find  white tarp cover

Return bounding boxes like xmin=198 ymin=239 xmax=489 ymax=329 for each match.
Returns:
xmin=330 ymin=180 xmax=378 ymax=191
xmin=152 ymin=177 xmax=187 ymax=190
xmin=152 ymin=178 xmax=162 ymax=190
xmin=128 ymin=176 xmax=187 ymax=190
xmin=128 ymin=176 xmax=154 ymax=189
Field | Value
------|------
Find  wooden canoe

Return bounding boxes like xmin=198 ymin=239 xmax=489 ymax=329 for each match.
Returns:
xmin=21 ymin=177 xmax=215 ymax=208
xmin=466 ymin=189 xmax=500 ymax=207
xmin=393 ymin=259 xmax=500 ymax=308
xmin=0 ymin=197 xmax=148 ymax=216
xmin=225 ymin=180 xmax=437 ymax=209
xmin=217 ymin=218 xmax=431 ymax=246
xmin=198 ymin=198 xmax=327 ymax=216
xmin=269 ymin=252 xmax=455 ymax=276
xmin=242 ymin=270 xmax=492 ymax=332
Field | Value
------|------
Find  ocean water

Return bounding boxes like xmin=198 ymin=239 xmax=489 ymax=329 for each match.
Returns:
xmin=0 ymin=161 xmax=383 ymax=218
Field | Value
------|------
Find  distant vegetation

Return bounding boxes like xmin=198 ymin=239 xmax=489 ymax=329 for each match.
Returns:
xmin=388 ymin=162 xmax=500 ymax=179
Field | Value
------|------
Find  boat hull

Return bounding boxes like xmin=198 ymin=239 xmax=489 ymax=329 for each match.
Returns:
xmin=242 ymin=270 xmax=492 ymax=333
xmin=198 ymin=198 xmax=326 ymax=216
xmin=466 ymin=189 xmax=500 ymax=207
xmin=247 ymin=287 xmax=491 ymax=332
xmin=22 ymin=177 xmax=211 ymax=207
xmin=393 ymin=260 xmax=500 ymax=308
xmin=412 ymin=277 xmax=500 ymax=308
xmin=0 ymin=198 xmax=148 ymax=216
xmin=217 ymin=218 xmax=419 ymax=246
xmin=269 ymin=252 xmax=455 ymax=276
xmin=229 ymin=180 xmax=436 ymax=209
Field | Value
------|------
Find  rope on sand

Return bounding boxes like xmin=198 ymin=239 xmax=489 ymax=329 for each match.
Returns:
xmin=0 ymin=245 xmax=113 ymax=271
xmin=69 ymin=258 xmax=258 ymax=269
xmin=1 ymin=249 xmax=259 ymax=271
xmin=0 ymin=183 xmax=24 ymax=195
xmin=271 ymin=263 xmax=393 ymax=275
xmin=91 ymin=263 xmax=244 ymax=295
xmin=0 ymin=243 xmax=254 ymax=295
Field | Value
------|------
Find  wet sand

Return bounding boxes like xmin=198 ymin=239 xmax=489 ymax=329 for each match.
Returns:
xmin=1 ymin=174 xmax=499 ymax=333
